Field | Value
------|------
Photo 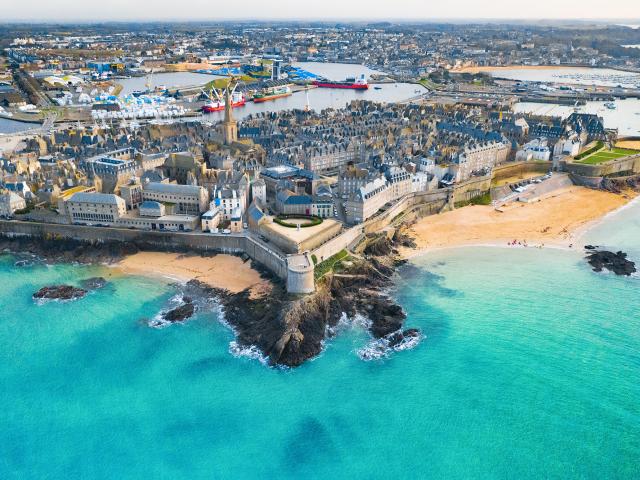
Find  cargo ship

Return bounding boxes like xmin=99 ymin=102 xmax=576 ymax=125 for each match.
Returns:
xmin=253 ymin=85 xmax=292 ymax=103
xmin=312 ymin=73 xmax=368 ymax=90
xmin=201 ymin=89 xmax=246 ymax=113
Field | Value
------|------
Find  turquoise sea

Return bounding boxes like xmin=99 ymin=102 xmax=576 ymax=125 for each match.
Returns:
xmin=1 ymin=200 xmax=639 ymax=479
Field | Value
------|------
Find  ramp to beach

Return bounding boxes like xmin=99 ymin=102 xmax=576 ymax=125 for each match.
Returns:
xmin=517 ymin=173 xmax=574 ymax=203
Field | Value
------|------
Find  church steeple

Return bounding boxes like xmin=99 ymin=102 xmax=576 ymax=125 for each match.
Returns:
xmin=222 ymin=80 xmax=238 ymax=145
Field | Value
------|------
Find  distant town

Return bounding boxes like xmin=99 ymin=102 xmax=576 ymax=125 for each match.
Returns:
xmin=1 ymin=21 xmax=640 ymax=293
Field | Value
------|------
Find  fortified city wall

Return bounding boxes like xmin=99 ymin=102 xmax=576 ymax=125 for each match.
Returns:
xmin=0 ymin=220 xmax=300 ymax=290
xmin=565 ymin=154 xmax=640 ymax=178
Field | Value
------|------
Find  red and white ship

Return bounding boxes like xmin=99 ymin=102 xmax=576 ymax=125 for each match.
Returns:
xmin=201 ymin=87 xmax=246 ymax=113
xmin=312 ymin=73 xmax=369 ymax=90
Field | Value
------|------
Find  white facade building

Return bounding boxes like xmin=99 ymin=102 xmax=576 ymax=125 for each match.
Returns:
xmin=516 ymin=138 xmax=552 ymax=162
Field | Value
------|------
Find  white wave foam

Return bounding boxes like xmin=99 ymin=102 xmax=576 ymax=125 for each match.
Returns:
xmin=357 ymin=331 xmax=424 ymax=361
xmin=229 ymin=341 xmax=269 ymax=366
xmin=327 ymin=312 xmax=372 ymax=337
xmin=147 ymin=293 xmax=190 ymax=328
xmin=32 ymin=295 xmax=83 ymax=306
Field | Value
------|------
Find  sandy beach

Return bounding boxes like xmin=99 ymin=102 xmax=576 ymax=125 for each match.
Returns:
xmin=116 ymin=252 xmax=271 ymax=297
xmin=402 ymin=186 xmax=634 ymax=256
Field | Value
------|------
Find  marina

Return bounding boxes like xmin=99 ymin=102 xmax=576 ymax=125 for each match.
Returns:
xmin=483 ymin=66 xmax=640 ymax=88
xmin=513 ymin=98 xmax=640 ymax=136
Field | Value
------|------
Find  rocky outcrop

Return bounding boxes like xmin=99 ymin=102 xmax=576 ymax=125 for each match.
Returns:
xmin=586 ymin=249 xmax=636 ymax=276
xmin=163 ymin=297 xmax=195 ymax=322
xmin=33 ymin=285 xmax=87 ymax=301
xmin=216 ymin=229 xmax=417 ymax=367
xmin=0 ymin=236 xmax=140 ymax=265
xmin=387 ymin=328 xmax=421 ymax=349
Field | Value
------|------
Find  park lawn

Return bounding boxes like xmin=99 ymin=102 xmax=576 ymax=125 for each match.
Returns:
xmin=612 ymin=148 xmax=639 ymax=155
xmin=575 ymin=147 xmax=639 ymax=165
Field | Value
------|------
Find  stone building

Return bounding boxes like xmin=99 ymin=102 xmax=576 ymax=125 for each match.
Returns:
xmin=142 ymin=182 xmax=209 ymax=215
xmin=66 ymin=192 xmax=126 ymax=226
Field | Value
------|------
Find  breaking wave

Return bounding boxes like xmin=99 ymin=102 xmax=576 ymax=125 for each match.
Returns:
xmin=228 ymin=341 xmax=269 ymax=366
xmin=357 ymin=331 xmax=423 ymax=361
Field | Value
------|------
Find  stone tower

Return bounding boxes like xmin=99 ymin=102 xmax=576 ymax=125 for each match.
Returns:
xmin=222 ymin=83 xmax=238 ymax=145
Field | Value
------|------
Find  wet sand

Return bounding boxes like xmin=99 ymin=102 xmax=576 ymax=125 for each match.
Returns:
xmin=402 ymin=186 xmax=634 ymax=256
xmin=116 ymin=252 xmax=271 ymax=297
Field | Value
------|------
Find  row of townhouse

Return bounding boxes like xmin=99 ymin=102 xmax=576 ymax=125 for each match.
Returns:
xmin=344 ymin=167 xmax=412 ymax=224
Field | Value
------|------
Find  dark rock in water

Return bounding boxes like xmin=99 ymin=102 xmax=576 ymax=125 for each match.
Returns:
xmin=586 ymin=250 xmax=636 ymax=276
xmin=584 ymin=245 xmax=598 ymax=250
xmin=79 ymin=277 xmax=107 ymax=290
xmin=163 ymin=302 xmax=195 ymax=322
xmin=386 ymin=328 xmax=421 ymax=348
xmin=33 ymin=285 xmax=87 ymax=301
xmin=368 ymin=301 xmax=406 ymax=338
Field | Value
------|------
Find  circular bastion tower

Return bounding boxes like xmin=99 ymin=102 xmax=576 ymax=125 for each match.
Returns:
xmin=286 ymin=252 xmax=315 ymax=294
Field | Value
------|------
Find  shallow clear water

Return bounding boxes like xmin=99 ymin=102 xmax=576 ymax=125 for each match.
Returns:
xmin=1 ymin=201 xmax=639 ymax=479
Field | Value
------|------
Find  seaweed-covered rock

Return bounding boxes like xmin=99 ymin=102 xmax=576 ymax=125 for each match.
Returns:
xmin=163 ymin=302 xmax=195 ymax=322
xmin=586 ymin=250 xmax=636 ymax=276
xmin=33 ymin=285 xmax=87 ymax=301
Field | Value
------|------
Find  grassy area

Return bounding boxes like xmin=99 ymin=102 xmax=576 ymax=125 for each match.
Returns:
xmin=205 ymin=75 xmax=256 ymax=90
xmin=274 ymin=215 xmax=323 ymax=228
xmin=575 ymin=147 xmax=639 ymax=165
xmin=314 ymin=249 xmax=349 ymax=280
xmin=574 ymin=141 xmax=604 ymax=161
xmin=418 ymin=78 xmax=439 ymax=90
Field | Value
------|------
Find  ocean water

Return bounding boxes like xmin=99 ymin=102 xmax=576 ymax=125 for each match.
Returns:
xmin=1 ymin=201 xmax=639 ymax=479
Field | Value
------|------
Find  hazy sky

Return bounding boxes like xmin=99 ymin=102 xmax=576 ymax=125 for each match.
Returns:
xmin=3 ymin=0 xmax=639 ymax=22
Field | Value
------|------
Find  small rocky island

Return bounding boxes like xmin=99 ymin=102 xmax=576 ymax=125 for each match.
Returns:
xmin=162 ymin=297 xmax=196 ymax=323
xmin=33 ymin=285 xmax=88 ymax=302
xmin=33 ymin=277 xmax=108 ymax=302
xmin=585 ymin=246 xmax=637 ymax=276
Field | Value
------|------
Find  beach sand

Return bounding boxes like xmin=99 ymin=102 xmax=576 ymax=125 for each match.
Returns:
xmin=402 ymin=186 xmax=634 ymax=256
xmin=615 ymin=140 xmax=640 ymax=150
xmin=116 ymin=252 xmax=271 ymax=297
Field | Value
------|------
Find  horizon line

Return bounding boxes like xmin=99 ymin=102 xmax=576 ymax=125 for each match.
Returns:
xmin=1 ymin=17 xmax=640 ymax=24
